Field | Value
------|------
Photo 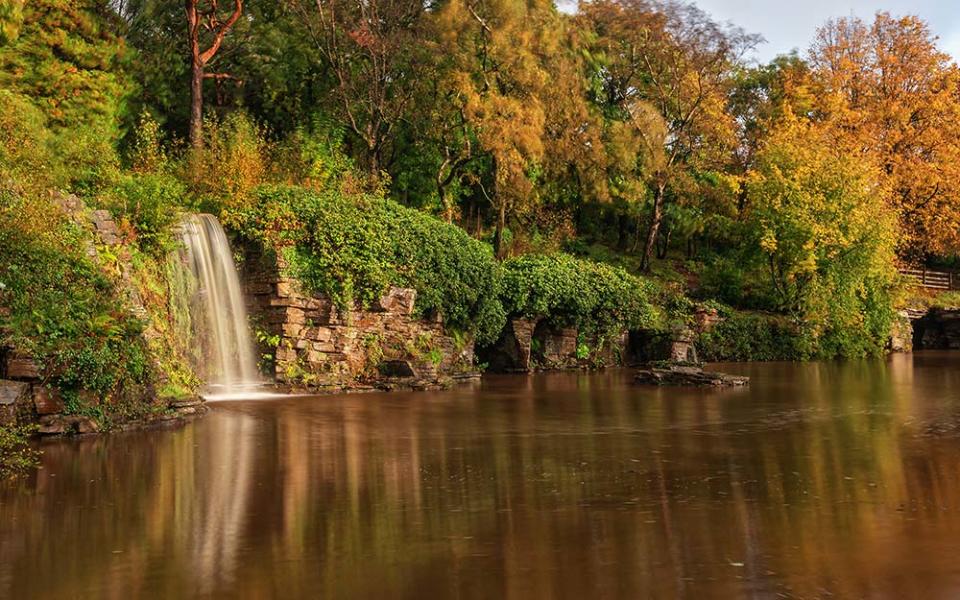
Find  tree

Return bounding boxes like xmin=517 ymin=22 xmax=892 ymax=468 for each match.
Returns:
xmin=0 ymin=0 xmax=132 ymax=189
xmin=809 ymin=12 xmax=960 ymax=258
xmin=0 ymin=0 xmax=130 ymax=131
xmin=287 ymin=0 xmax=432 ymax=178
xmin=727 ymin=53 xmax=813 ymax=214
xmin=184 ymin=0 xmax=244 ymax=147
xmin=434 ymin=0 xmax=556 ymax=257
xmin=0 ymin=0 xmax=24 ymax=44
xmin=580 ymin=0 xmax=756 ymax=271
xmin=745 ymin=114 xmax=897 ymax=356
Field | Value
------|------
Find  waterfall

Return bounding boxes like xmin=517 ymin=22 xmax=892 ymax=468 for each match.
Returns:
xmin=180 ymin=214 xmax=260 ymax=396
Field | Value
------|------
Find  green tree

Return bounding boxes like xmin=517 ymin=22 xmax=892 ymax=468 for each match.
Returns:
xmin=745 ymin=114 xmax=898 ymax=356
xmin=581 ymin=0 xmax=756 ymax=271
xmin=0 ymin=0 xmax=132 ymax=190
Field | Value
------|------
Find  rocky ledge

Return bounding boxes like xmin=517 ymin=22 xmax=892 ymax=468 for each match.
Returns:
xmin=635 ymin=364 xmax=749 ymax=387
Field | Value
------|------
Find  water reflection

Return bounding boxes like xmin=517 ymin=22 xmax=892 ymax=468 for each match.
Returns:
xmin=4 ymin=354 xmax=960 ymax=598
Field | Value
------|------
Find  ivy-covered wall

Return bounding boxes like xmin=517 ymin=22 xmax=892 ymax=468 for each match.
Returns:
xmin=241 ymin=246 xmax=477 ymax=391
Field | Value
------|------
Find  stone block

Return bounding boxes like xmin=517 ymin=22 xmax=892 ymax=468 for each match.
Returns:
xmin=0 ymin=379 xmax=29 ymax=407
xmin=695 ymin=307 xmax=721 ymax=333
xmin=282 ymin=323 xmax=303 ymax=338
xmin=276 ymin=346 xmax=298 ymax=362
xmin=245 ymin=282 xmax=274 ymax=296
xmin=285 ymin=308 xmax=306 ymax=325
xmin=378 ymin=287 xmax=417 ymax=315
xmin=276 ymin=280 xmax=297 ymax=298
xmin=0 ymin=380 xmax=29 ymax=426
xmin=312 ymin=327 xmax=333 ymax=342
xmin=38 ymin=415 xmax=68 ymax=435
xmin=6 ymin=355 xmax=40 ymax=380
xmin=312 ymin=341 xmax=336 ymax=353
xmin=91 ymin=209 xmax=113 ymax=223
xmin=33 ymin=386 xmax=64 ymax=415
xmin=38 ymin=414 xmax=100 ymax=435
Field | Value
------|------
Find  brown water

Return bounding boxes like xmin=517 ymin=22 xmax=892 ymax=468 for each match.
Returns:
xmin=5 ymin=354 xmax=960 ymax=599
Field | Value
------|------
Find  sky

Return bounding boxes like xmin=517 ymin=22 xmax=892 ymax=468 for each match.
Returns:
xmin=690 ymin=1 xmax=960 ymax=63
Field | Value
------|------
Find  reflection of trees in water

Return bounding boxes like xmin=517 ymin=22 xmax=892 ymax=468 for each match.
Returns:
xmin=5 ymin=362 xmax=960 ymax=597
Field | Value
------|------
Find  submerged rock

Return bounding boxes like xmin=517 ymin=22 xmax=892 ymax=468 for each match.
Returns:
xmin=635 ymin=364 xmax=749 ymax=387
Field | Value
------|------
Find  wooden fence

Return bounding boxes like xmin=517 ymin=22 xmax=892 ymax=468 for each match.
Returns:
xmin=900 ymin=267 xmax=960 ymax=291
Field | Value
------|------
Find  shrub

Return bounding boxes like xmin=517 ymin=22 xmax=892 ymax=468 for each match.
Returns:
xmin=104 ymin=173 xmax=187 ymax=255
xmin=499 ymin=253 xmax=663 ymax=337
xmin=184 ymin=112 xmax=269 ymax=213
xmin=0 ymin=194 xmax=151 ymax=399
xmin=696 ymin=309 xmax=804 ymax=362
xmin=0 ymin=424 xmax=38 ymax=478
xmin=234 ymin=185 xmax=506 ymax=344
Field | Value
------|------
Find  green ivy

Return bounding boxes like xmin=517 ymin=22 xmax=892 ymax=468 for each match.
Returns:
xmin=499 ymin=253 xmax=663 ymax=337
xmin=233 ymin=185 xmax=507 ymax=345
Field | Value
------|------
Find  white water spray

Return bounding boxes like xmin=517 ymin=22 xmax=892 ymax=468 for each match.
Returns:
xmin=180 ymin=214 xmax=261 ymax=398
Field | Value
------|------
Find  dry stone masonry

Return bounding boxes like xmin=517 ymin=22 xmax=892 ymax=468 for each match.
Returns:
xmin=241 ymin=249 xmax=477 ymax=392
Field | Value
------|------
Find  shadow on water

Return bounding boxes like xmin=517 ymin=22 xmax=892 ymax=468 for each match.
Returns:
xmin=4 ymin=353 xmax=960 ymax=598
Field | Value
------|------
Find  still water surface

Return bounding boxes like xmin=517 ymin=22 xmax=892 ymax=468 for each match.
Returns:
xmin=5 ymin=353 xmax=960 ymax=598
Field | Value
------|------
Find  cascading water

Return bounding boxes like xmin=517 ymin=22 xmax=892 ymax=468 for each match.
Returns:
xmin=180 ymin=214 xmax=260 ymax=397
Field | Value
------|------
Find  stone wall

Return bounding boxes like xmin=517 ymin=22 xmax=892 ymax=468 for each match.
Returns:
xmin=888 ymin=310 xmax=914 ymax=353
xmin=240 ymin=248 xmax=477 ymax=391
xmin=477 ymin=317 xmax=629 ymax=372
xmin=0 ymin=352 xmax=100 ymax=433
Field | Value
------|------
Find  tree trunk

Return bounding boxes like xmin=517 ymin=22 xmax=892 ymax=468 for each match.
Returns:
xmin=493 ymin=202 xmax=506 ymax=259
xmin=189 ymin=58 xmax=204 ymax=148
xmin=368 ymin=145 xmax=380 ymax=179
xmin=640 ymin=184 xmax=664 ymax=273
xmin=656 ymin=225 xmax=671 ymax=259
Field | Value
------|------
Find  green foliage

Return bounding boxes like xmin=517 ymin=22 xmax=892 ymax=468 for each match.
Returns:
xmin=696 ymin=309 xmax=804 ymax=362
xmin=273 ymin=114 xmax=354 ymax=189
xmin=922 ymin=290 xmax=960 ymax=310
xmin=743 ymin=117 xmax=898 ymax=358
xmin=185 ymin=112 xmax=269 ymax=213
xmin=234 ymin=185 xmax=506 ymax=345
xmin=499 ymin=253 xmax=662 ymax=337
xmin=0 ymin=423 xmax=38 ymax=478
xmin=0 ymin=0 xmax=130 ymax=193
xmin=104 ymin=173 xmax=187 ymax=255
xmin=0 ymin=1 xmax=25 ymax=45
xmin=0 ymin=194 xmax=150 ymax=399
xmin=0 ymin=90 xmax=62 ymax=194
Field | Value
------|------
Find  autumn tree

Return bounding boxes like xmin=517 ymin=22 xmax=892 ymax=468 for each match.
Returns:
xmin=184 ymin=0 xmax=244 ymax=147
xmin=434 ymin=0 xmax=559 ymax=257
xmin=0 ymin=0 xmax=23 ymax=44
xmin=580 ymin=0 xmax=755 ymax=271
xmin=809 ymin=13 xmax=960 ymax=259
xmin=727 ymin=54 xmax=813 ymax=215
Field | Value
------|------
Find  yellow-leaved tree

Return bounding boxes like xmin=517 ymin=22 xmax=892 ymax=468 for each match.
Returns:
xmin=745 ymin=113 xmax=898 ymax=357
xmin=434 ymin=0 xmax=555 ymax=257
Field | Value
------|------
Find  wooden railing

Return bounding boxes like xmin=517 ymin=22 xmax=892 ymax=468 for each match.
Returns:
xmin=900 ymin=267 xmax=960 ymax=291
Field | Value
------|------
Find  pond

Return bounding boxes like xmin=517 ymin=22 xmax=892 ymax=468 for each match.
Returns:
xmin=4 ymin=353 xmax=960 ymax=598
